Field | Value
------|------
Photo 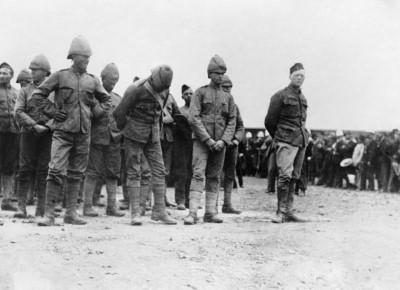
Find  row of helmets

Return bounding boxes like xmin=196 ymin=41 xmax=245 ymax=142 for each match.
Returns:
xmin=246 ymin=131 xmax=269 ymax=139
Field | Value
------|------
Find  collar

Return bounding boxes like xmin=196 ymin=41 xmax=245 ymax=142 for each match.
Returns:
xmin=288 ymin=83 xmax=301 ymax=94
xmin=70 ymin=66 xmax=86 ymax=75
xmin=209 ymin=81 xmax=221 ymax=90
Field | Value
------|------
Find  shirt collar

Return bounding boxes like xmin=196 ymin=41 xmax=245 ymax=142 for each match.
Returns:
xmin=209 ymin=81 xmax=221 ymax=90
xmin=288 ymin=83 xmax=301 ymax=94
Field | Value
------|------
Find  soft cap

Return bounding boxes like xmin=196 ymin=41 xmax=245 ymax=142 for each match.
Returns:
xmin=290 ymin=63 xmax=304 ymax=75
xmin=207 ymin=55 xmax=227 ymax=76
xmin=151 ymin=65 xmax=173 ymax=92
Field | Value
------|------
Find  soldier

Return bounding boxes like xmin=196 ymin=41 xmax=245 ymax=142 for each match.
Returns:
xmin=265 ymin=63 xmax=309 ymax=223
xmin=0 ymin=62 xmax=20 ymax=211
xmin=184 ymin=55 xmax=236 ymax=225
xmin=160 ymin=91 xmax=180 ymax=207
xmin=113 ymin=65 xmax=177 ymax=226
xmin=30 ymin=36 xmax=111 ymax=226
xmin=82 ymin=63 xmax=125 ymax=218
xmin=219 ymin=75 xmax=244 ymax=214
xmin=14 ymin=54 xmax=54 ymax=218
xmin=174 ymin=85 xmax=193 ymax=210
xmin=16 ymin=69 xmax=33 ymax=89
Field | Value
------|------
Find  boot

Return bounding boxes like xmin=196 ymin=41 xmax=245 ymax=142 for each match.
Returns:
xmin=222 ymin=191 xmax=241 ymax=214
xmin=151 ymin=184 xmax=177 ymax=225
xmin=203 ymin=191 xmax=223 ymax=223
xmin=165 ymin=195 xmax=177 ymax=208
xmin=139 ymin=184 xmax=150 ymax=216
xmin=128 ymin=186 xmax=142 ymax=226
xmin=271 ymin=183 xmax=289 ymax=224
xmin=177 ymin=203 xmax=186 ymax=210
xmin=1 ymin=174 xmax=18 ymax=211
xmin=26 ymin=180 xmax=35 ymax=205
xmin=64 ymin=179 xmax=87 ymax=225
xmin=14 ymin=179 xmax=30 ymax=218
xmin=184 ymin=190 xmax=201 ymax=225
xmin=105 ymin=178 xmax=125 ymax=217
xmin=92 ymin=179 xmax=105 ymax=207
xmin=83 ymin=176 xmax=98 ymax=217
xmin=285 ymin=179 xmax=307 ymax=223
xmin=38 ymin=180 xmax=61 ymax=226
xmin=119 ymin=183 xmax=129 ymax=210
xmin=35 ymin=178 xmax=47 ymax=217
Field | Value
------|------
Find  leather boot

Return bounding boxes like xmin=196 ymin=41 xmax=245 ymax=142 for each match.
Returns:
xmin=83 ymin=176 xmax=98 ymax=217
xmin=92 ymin=179 xmax=105 ymax=207
xmin=272 ymin=183 xmax=288 ymax=224
xmin=1 ymin=174 xmax=18 ymax=211
xmin=14 ymin=179 xmax=30 ymax=218
xmin=165 ymin=195 xmax=177 ymax=208
xmin=184 ymin=190 xmax=201 ymax=225
xmin=64 ymin=179 xmax=87 ymax=225
xmin=151 ymin=184 xmax=177 ymax=224
xmin=139 ymin=184 xmax=150 ymax=216
xmin=105 ymin=178 xmax=125 ymax=217
xmin=128 ymin=186 xmax=142 ymax=226
xmin=35 ymin=178 xmax=47 ymax=217
xmin=222 ymin=191 xmax=241 ymax=214
xmin=203 ymin=191 xmax=223 ymax=223
xmin=38 ymin=180 xmax=61 ymax=226
xmin=285 ymin=179 xmax=307 ymax=223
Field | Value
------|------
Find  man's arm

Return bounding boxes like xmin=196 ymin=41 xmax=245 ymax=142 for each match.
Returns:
xmin=92 ymin=77 xmax=111 ymax=119
xmin=15 ymin=88 xmax=36 ymax=130
xmin=233 ymin=105 xmax=245 ymax=143
xmin=264 ymin=93 xmax=282 ymax=138
xmin=189 ymin=88 xmax=211 ymax=142
xmin=113 ymin=84 xmax=137 ymax=131
xmin=220 ymin=94 xmax=237 ymax=144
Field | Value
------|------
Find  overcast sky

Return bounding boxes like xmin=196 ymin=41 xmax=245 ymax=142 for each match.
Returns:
xmin=2 ymin=0 xmax=399 ymax=131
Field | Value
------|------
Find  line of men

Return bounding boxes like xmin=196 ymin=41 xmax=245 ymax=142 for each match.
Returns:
xmin=0 ymin=35 xmax=244 ymax=227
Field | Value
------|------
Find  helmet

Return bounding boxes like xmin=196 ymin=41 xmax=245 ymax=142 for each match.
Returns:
xmin=246 ymin=132 xmax=252 ymax=138
xmin=257 ymin=131 xmax=264 ymax=138
xmin=151 ymin=65 xmax=173 ymax=92
xmin=221 ymin=75 xmax=232 ymax=87
xmin=207 ymin=55 xmax=227 ymax=76
xmin=67 ymin=35 xmax=92 ymax=59
xmin=100 ymin=63 xmax=119 ymax=80
xmin=16 ymin=69 xmax=32 ymax=83
xmin=29 ymin=54 xmax=51 ymax=76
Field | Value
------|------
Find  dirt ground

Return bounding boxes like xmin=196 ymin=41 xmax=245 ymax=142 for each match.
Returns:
xmin=1 ymin=176 xmax=400 ymax=290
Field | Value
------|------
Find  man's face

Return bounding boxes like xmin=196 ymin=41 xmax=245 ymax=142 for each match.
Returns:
xmin=18 ymin=80 xmax=30 ymax=88
xmin=221 ymin=85 xmax=232 ymax=93
xmin=182 ymin=89 xmax=193 ymax=106
xmin=394 ymin=133 xmax=400 ymax=141
xmin=0 ymin=68 xmax=12 ymax=86
xmin=102 ymin=76 xmax=119 ymax=92
xmin=209 ymin=72 xmax=224 ymax=85
xmin=31 ymin=68 xmax=47 ymax=84
xmin=72 ymin=54 xmax=90 ymax=71
xmin=289 ymin=69 xmax=305 ymax=87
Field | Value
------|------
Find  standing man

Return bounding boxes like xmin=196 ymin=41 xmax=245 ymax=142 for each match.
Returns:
xmin=160 ymin=90 xmax=180 ymax=207
xmin=174 ymin=85 xmax=193 ymax=210
xmin=113 ymin=65 xmax=177 ymax=226
xmin=31 ymin=36 xmax=111 ymax=226
xmin=14 ymin=54 xmax=54 ymax=218
xmin=0 ymin=62 xmax=20 ymax=211
xmin=265 ymin=63 xmax=309 ymax=223
xmin=82 ymin=63 xmax=124 ymax=218
xmin=219 ymin=75 xmax=244 ymax=214
xmin=184 ymin=55 xmax=236 ymax=225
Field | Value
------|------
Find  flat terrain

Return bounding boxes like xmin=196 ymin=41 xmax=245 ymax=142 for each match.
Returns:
xmin=1 ymin=177 xmax=400 ymax=290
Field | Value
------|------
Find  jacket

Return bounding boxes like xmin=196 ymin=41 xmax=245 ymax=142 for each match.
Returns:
xmin=264 ymin=84 xmax=309 ymax=147
xmin=0 ymin=84 xmax=19 ymax=133
xmin=160 ymin=93 xmax=180 ymax=142
xmin=189 ymin=82 xmax=236 ymax=144
xmin=233 ymin=105 xmax=245 ymax=143
xmin=30 ymin=67 xmax=111 ymax=133
xmin=113 ymin=80 xmax=165 ymax=144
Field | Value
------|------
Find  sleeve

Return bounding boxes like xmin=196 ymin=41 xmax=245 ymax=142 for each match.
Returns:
xmin=92 ymin=77 xmax=111 ymax=119
xmin=31 ymin=73 xmax=59 ymax=100
xmin=189 ymin=88 xmax=211 ymax=142
xmin=113 ymin=85 xmax=137 ymax=131
xmin=171 ymin=96 xmax=181 ymax=117
xmin=220 ymin=94 xmax=237 ymax=144
xmin=15 ymin=88 xmax=37 ymax=130
xmin=264 ymin=92 xmax=283 ymax=138
xmin=233 ymin=106 xmax=245 ymax=142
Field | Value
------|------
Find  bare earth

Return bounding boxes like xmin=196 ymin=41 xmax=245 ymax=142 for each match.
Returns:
xmin=1 ymin=176 xmax=400 ymax=290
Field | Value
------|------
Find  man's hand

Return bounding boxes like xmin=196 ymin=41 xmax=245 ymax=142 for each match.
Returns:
xmin=33 ymin=124 xmax=48 ymax=135
xmin=163 ymin=116 xmax=174 ymax=124
xmin=213 ymin=140 xmax=225 ymax=151
xmin=54 ymin=110 xmax=68 ymax=122
xmin=205 ymin=138 xmax=216 ymax=150
xmin=229 ymin=140 xmax=239 ymax=148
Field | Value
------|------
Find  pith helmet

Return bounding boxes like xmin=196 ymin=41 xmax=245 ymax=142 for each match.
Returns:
xmin=151 ymin=65 xmax=173 ymax=92
xmin=101 ymin=63 xmax=119 ymax=80
xmin=221 ymin=75 xmax=232 ymax=87
xmin=29 ymin=54 xmax=51 ymax=76
xmin=67 ymin=35 xmax=92 ymax=59
xmin=16 ymin=69 xmax=32 ymax=83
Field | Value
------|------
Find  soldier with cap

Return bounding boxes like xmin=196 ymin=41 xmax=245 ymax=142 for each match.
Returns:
xmin=30 ymin=36 xmax=111 ymax=226
xmin=218 ymin=75 xmax=244 ymax=214
xmin=184 ymin=55 xmax=237 ymax=225
xmin=113 ymin=65 xmax=177 ymax=226
xmin=174 ymin=84 xmax=193 ymax=210
xmin=16 ymin=69 xmax=33 ymax=89
xmin=265 ymin=63 xmax=309 ymax=223
xmin=82 ymin=63 xmax=125 ymax=218
xmin=14 ymin=54 xmax=54 ymax=218
xmin=0 ymin=62 xmax=20 ymax=211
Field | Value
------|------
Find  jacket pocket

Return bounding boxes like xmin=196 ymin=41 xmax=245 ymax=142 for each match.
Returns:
xmin=82 ymin=89 xmax=95 ymax=107
xmin=221 ymin=101 xmax=229 ymax=118
xmin=60 ymin=87 xmax=74 ymax=104
xmin=282 ymin=97 xmax=299 ymax=117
